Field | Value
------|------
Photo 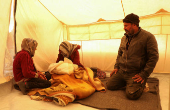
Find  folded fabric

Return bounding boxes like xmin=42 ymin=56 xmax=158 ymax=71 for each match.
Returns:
xmin=84 ymin=67 xmax=106 ymax=92
xmin=74 ymin=67 xmax=106 ymax=92
xmin=52 ymin=74 xmax=96 ymax=99
xmin=74 ymin=67 xmax=89 ymax=81
xmin=48 ymin=58 xmax=78 ymax=75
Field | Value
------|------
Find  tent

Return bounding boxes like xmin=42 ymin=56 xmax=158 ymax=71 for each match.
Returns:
xmin=1 ymin=0 xmax=170 ymax=110
xmin=1 ymin=0 xmax=170 ymax=84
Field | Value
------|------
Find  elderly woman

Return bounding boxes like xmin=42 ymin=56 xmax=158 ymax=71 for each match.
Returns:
xmin=13 ymin=38 xmax=51 ymax=95
xmin=56 ymin=41 xmax=84 ymax=67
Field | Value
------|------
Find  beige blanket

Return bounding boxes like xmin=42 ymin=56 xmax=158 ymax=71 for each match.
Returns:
xmin=28 ymin=67 xmax=106 ymax=106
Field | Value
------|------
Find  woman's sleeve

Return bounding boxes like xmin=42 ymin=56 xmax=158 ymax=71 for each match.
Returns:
xmin=20 ymin=53 xmax=37 ymax=78
xmin=56 ymin=51 xmax=64 ymax=63
xmin=72 ymin=50 xmax=84 ymax=67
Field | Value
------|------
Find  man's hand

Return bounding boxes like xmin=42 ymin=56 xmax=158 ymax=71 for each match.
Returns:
xmin=38 ymin=72 xmax=47 ymax=80
xmin=132 ymin=74 xmax=144 ymax=84
xmin=110 ymin=69 xmax=118 ymax=77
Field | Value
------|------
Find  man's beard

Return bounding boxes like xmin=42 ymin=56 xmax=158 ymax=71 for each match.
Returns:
xmin=125 ymin=29 xmax=134 ymax=36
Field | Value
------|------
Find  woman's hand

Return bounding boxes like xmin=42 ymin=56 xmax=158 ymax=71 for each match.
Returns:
xmin=38 ymin=72 xmax=47 ymax=80
xmin=110 ymin=69 xmax=118 ymax=77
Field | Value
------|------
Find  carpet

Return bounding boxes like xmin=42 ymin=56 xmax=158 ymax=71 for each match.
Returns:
xmin=75 ymin=77 xmax=162 ymax=110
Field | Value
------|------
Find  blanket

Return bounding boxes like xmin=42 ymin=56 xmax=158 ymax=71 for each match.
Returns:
xmin=75 ymin=77 xmax=162 ymax=110
xmin=28 ymin=67 xmax=106 ymax=106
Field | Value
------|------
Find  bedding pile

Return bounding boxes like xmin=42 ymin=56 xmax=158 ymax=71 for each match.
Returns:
xmin=27 ymin=58 xmax=106 ymax=106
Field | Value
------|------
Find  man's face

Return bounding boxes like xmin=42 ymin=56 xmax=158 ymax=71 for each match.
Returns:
xmin=123 ymin=22 xmax=135 ymax=36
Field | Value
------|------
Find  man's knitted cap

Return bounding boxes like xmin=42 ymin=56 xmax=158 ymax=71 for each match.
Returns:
xmin=123 ymin=13 xmax=140 ymax=26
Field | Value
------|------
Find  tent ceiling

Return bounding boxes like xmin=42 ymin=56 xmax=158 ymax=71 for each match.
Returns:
xmin=39 ymin=0 xmax=170 ymax=25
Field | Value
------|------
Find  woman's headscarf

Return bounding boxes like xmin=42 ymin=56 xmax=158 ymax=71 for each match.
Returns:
xmin=21 ymin=38 xmax=38 ymax=57
xmin=59 ymin=41 xmax=78 ymax=58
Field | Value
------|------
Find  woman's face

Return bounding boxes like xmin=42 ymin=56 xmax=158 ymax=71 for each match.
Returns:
xmin=61 ymin=51 xmax=67 ymax=57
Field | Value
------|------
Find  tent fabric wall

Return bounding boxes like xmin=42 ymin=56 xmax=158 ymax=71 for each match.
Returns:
xmin=15 ymin=0 xmax=64 ymax=71
xmin=38 ymin=0 xmax=124 ymax=25
xmin=0 ymin=0 xmax=12 ymax=84
xmin=164 ymin=35 xmax=170 ymax=72
xmin=81 ymin=40 xmax=121 ymax=71
xmin=3 ymin=0 xmax=16 ymax=83
xmin=67 ymin=12 xmax=170 ymax=40
xmin=38 ymin=0 xmax=170 ymax=25
xmin=67 ymin=21 xmax=124 ymax=40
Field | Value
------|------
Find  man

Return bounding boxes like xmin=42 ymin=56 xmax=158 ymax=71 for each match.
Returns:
xmin=13 ymin=38 xmax=51 ymax=95
xmin=106 ymin=13 xmax=159 ymax=100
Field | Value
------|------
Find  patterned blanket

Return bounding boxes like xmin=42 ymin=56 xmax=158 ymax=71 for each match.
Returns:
xmin=27 ymin=67 xmax=106 ymax=106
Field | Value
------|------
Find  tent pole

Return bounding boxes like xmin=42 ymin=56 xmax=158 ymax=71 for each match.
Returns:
xmin=14 ymin=0 xmax=17 ymax=54
xmin=121 ymin=0 xmax=125 ymax=17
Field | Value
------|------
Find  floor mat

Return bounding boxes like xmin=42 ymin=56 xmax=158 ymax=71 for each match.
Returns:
xmin=75 ymin=77 xmax=162 ymax=110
